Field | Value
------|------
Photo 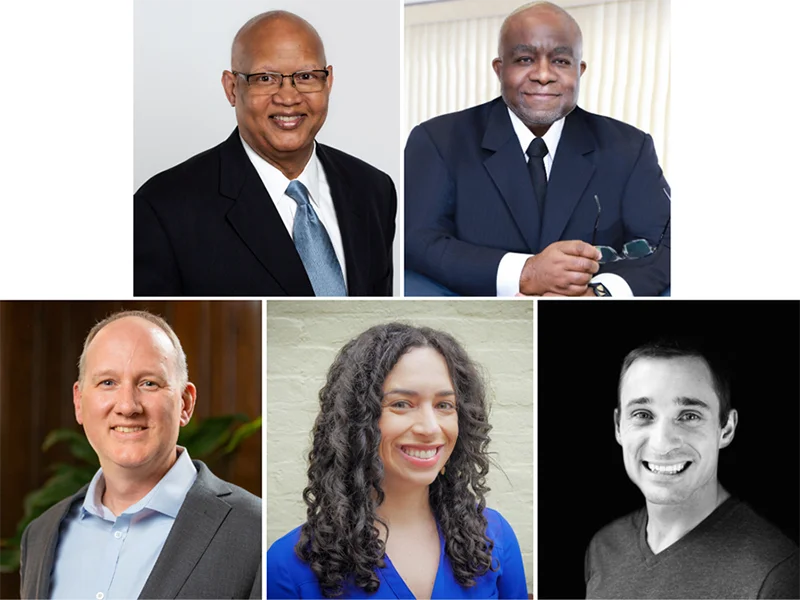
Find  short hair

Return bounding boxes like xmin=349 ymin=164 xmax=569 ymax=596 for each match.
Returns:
xmin=77 ymin=310 xmax=188 ymax=391
xmin=617 ymin=338 xmax=732 ymax=428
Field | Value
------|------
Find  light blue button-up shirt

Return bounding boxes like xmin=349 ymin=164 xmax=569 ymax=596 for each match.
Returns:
xmin=50 ymin=447 xmax=198 ymax=600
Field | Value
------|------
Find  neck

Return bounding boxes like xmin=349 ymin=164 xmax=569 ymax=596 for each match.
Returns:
xmin=376 ymin=478 xmax=434 ymax=534
xmin=246 ymin=132 xmax=314 ymax=180
xmin=100 ymin=448 xmax=178 ymax=516
xmin=645 ymin=481 xmax=729 ymax=554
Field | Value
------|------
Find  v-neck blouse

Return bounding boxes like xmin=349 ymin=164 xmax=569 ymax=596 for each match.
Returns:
xmin=267 ymin=507 xmax=528 ymax=599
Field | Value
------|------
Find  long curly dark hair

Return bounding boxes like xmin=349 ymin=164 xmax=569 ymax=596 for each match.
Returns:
xmin=295 ymin=322 xmax=495 ymax=597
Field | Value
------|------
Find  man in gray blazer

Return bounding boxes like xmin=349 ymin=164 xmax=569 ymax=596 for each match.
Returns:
xmin=19 ymin=310 xmax=262 ymax=599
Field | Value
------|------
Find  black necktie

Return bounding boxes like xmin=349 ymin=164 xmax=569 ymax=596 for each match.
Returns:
xmin=526 ymin=137 xmax=548 ymax=220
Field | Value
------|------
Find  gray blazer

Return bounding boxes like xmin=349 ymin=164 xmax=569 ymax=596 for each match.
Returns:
xmin=19 ymin=460 xmax=262 ymax=599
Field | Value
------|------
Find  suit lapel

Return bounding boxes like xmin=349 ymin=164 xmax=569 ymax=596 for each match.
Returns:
xmin=482 ymin=99 xmax=541 ymax=251
xmin=139 ymin=462 xmax=232 ymax=599
xmin=317 ymin=144 xmax=367 ymax=295
xmin=29 ymin=490 xmax=86 ymax=599
xmin=220 ymin=129 xmax=314 ymax=296
xmin=540 ymin=108 xmax=596 ymax=248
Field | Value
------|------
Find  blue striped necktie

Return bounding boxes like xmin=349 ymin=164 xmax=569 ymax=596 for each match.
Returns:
xmin=285 ymin=180 xmax=347 ymax=296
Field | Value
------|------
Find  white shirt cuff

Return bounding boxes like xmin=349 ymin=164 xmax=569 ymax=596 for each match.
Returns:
xmin=496 ymin=252 xmax=533 ymax=296
xmin=591 ymin=272 xmax=633 ymax=297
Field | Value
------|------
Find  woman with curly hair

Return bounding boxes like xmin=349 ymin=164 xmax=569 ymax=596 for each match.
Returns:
xmin=267 ymin=323 xmax=528 ymax=599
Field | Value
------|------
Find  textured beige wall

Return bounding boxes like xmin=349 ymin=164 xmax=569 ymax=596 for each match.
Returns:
xmin=266 ymin=299 xmax=534 ymax=592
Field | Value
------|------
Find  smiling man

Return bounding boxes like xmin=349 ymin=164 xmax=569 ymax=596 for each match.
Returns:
xmin=135 ymin=11 xmax=396 ymax=297
xmin=404 ymin=1 xmax=670 ymax=297
xmin=19 ymin=310 xmax=262 ymax=599
xmin=584 ymin=340 xmax=799 ymax=599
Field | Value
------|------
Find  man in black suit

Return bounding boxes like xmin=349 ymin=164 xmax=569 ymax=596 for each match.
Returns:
xmin=404 ymin=1 xmax=669 ymax=297
xmin=135 ymin=11 xmax=396 ymax=296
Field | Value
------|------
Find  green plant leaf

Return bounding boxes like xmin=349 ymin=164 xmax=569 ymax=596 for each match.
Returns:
xmin=224 ymin=416 xmax=262 ymax=453
xmin=21 ymin=470 xmax=88 ymax=521
xmin=0 ymin=547 xmax=20 ymax=573
xmin=42 ymin=429 xmax=99 ymax=466
xmin=179 ymin=414 xmax=246 ymax=458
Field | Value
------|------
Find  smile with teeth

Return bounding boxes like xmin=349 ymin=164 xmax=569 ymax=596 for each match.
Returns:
xmin=644 ymin=461 xmax=690 ymax=475
xmin=401 ymin=446 xmax=439 ymax=459
xmin=113 ymin=426 xmax=145 ymax=433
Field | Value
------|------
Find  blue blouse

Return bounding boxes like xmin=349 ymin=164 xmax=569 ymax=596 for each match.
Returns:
xmin=267 ymin=507 xmax=528 ymax=599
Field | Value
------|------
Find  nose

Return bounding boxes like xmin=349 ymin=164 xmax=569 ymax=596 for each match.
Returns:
xmin=411 ymin=403 xmax=441 ymax=437
xmin=114 ymin=383 xmax=143 ymax=417
xmin=272 ymin=75 xmax=302 ymax=105
xmin=530 ymin=56 xmax=556 ymax=85
xmin=648 ymin=418 xmax=682 ymax=456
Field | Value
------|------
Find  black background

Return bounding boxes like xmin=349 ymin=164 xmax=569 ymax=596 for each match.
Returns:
xmin=537 ymin=300 xmax=800 ymax=600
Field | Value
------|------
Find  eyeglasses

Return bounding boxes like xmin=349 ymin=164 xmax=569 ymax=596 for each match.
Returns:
xmin=232 ymin=69 xmax=329 ymax=94
xmin=591 ymin=189 xmax=671 ymax=264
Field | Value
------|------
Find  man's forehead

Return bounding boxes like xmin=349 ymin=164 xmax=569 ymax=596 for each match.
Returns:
xmin=236 ymin=16 xmax=325 ymax=66
xmin=86 ymin=317 xmax=173 ymax=361
xmin=621 ymin=356 xmax=720 ymax=410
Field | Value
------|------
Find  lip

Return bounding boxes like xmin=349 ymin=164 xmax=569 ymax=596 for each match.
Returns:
xmin=526 ymin=92 xmax=560 ymax=100
xmin=396 ymin=444 xmax=443 ymax=467
xmin=110 ymin=426 xmax=148 ymax=439
xmin=270 ymin=114 xmax=306 ymax=130
xmin=642 ymin=460 xmax=692 ymax=478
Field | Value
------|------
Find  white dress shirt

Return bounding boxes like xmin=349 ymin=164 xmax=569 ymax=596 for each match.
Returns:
xmin=495 ymin=108 xmax=632 ymax=297
xmin=240 ymin=136 xmax=348 ymax=286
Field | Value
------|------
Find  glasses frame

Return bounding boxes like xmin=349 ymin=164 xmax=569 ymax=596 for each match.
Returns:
xmin=591 ymin=190 xmax=671 ymax=264
xmin=231 ymin=69 xmax=330 ymax=93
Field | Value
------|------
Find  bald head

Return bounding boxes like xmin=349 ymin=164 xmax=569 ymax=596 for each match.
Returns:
xmin=499 ymin=1 xmax=583 ymax=61
xmin=231 ymin=10 xmax=326 ymax=72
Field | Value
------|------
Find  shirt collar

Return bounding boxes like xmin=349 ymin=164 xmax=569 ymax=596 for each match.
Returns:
xmin=240 ymin=135 xmax=322 ymax=208
xmin=507 ymin=106 xmax=566 ymax=162
xmin=81 ymin=446 xmax=198 ymax=521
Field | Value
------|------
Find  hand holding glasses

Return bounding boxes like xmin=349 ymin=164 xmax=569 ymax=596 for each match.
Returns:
xmin=591 ymin=189 xmax=670 ymax=264
xmin=232 ymin=69 xmax=329 ymax=95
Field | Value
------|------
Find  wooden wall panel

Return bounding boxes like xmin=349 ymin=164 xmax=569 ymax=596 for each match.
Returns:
xmin=0 ymin=301 xmax=262 ymax=598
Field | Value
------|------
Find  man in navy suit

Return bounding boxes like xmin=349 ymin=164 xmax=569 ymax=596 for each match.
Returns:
xmin=405 ymin=1 xmax=670 ymax=297
xmin=135 ymin=11 xmax=396 ymax=297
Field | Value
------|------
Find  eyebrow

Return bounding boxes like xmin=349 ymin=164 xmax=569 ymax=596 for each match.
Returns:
xmin=510 ymin=44 xmax=575 ymax=57
xmin=383 ymin=389 xmax=456 ymax=398
xmin=624 ymin=396 xmax=711 ymax=411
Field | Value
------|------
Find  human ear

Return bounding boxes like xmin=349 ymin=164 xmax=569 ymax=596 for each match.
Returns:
xmin=221 ymin=70 xmax=237 ymax=107
xmin=492 ymin=57 xmax=502 ymax=80
xmin=180 ymin=382 xmax=197 ymax=427
xmin=614 ymin=408 xmax=622 ymax=445
xmin=73 ymin=381 xmax=84 ymax=425
xmin=719 ymin=408 xmax=738 ymax=449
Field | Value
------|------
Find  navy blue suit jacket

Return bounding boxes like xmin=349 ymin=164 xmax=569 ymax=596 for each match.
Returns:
xmin=404 ymin=98 xmax=670 ymax=296
xmin=135 ymin=128 xmax=396 ymax=297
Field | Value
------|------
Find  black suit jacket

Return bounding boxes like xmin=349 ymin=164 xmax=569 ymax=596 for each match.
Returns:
xmin=405 ymin=98 xmax=670 ymax=296
xmin=20 ymin=461 xmax=262 ymax=599
xmin=135 ymin=129 xmax=396 ymax=296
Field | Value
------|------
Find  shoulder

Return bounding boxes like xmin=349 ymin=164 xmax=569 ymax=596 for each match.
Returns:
xmin=25 ymin=489 xmax=85 ymax=534
xmin=721 ymin=500 xmax=799 ymax=564
xmin=587 ymin=507 xmax=643 ymax=555
xmin=267 ymin=525 xmax=322 ymax=596
xmin=482 ymin=507 xmax=523 ymax=554
xmin=570 ymin=106 xmax=652 ymax=148
xmin=135 ymin=136 xmax=229 ymax=201
xmin=191 ymin=460 xmax=262 ymax=516
xmin=417 ymin=98 xmax=499 ymax=134
xmin=316 ymin=143 xmax=394 ymax=188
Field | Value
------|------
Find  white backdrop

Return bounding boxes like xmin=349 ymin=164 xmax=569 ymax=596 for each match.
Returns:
xmin=405 ymin=0 xmax=671 ymax=177
xmin=134 ymin=0 xmax=403 ymax=293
